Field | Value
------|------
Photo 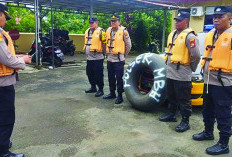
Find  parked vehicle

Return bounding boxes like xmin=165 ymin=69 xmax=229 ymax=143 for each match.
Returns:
xmin=53 ymin=29 xmax=76 ymax=56
xmin=28 ymin=33 xmax=64 ymax=67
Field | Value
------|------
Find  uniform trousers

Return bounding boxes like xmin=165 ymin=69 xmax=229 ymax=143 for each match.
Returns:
xmin=0 ymin=85 xmax=15 ymax=154
xmin=107 ymin=61 xmax=125 ymax=94
xmin=202 ymin=84 xmax=232 ymax=138
xmin=166 ymin=78 xmax=192 ymax=117
xmin=86 ymin=59 xmax=104 ymax=90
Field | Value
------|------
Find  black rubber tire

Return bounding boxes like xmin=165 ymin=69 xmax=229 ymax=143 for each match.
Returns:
xmin=69 ymin=45 xmax=75 ymax=56
xmin=69 ymin=50 xmax=75 ymax=56
xmin=51 ymin=57 xmax=63 ymax=67
xmin=124 ymin=53 xmax=167 ymax=112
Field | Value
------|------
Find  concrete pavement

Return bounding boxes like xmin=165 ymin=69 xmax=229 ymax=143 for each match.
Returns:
xmin=10 ymin=54 xmax=231 ymax=157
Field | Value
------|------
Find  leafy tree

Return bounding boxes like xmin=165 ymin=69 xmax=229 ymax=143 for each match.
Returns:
xmin=4 ymin=4 xmax=172 ymax=54
xmin=5 ymin=4 xmax=35 ymax=32
xmin=133 ymin=20 xmax=150 ymax=52
xmin=41 ymin=11 xmax=89 ymax=34
xmin=121 ymin=10 xmax=172 ymax=54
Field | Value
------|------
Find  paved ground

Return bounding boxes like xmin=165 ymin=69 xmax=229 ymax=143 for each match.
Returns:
xmin=10 ymin=53 xmax=231 ymax=157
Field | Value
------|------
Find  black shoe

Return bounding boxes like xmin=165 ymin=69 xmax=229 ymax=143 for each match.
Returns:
xmin=103 ymin=93 xmax=116 ymax=99
xmin=115 ymin=96 xmax=123 ymax=104
xmin=159 ymin=113 xmax=177 ymax=122
xmin=0 ymin=151 xmax=25 ymax=157
xmin=192 ymin=131 xmax=214 ymax=141
xmin=175 ymin=121 xmax=190 ymax=132
xmin=206 ymin=143 xmax=229 ymax=155
xmin=95 ymin=90 xmax=104 ymax=97
xmin=8 ymin=141 xmax=12 ymax=149
xmin=85 ymin=88 xmax=97 ymax=93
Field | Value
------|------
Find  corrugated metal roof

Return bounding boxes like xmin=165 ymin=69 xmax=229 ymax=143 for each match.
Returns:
xmin=0 ymin=0 xmax=215 ymax=13
xmin=0 ymin=0 xmax=218 ymax=13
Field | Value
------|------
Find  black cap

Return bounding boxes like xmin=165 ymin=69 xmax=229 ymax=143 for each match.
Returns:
xmin=111 ymin=14 xmax=120 ymax=21
xmin=174 ymin=11 xmax=190 ymax=21
xmin=0 ymin=3 xmax=11 ymax=20
xmin=213 ymin=6 xmax=232 ymax=15
xmin=89 ymin=17 xmax=98 ymax=23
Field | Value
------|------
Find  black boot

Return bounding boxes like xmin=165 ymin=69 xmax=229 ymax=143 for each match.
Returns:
xmin=193 ymin=124 xmax=214 ymax=141
xmin=159 ymin=113 xmax=177 ymax=122
xmin=115 ymin=96 xmax=123 ymax=104
xmin=0 ymin=151 xmax=25 ymax=157
xmin=115 ymin=93 xmax=123 ymax=104
xmin=206 ymin=136 xmax=230 ymax=155
xmin=103 ymin=92 xmax=116 ymax=99
xmin=175 ymin=116 xmax=190 ymax=132
xmin=85 ymin=87 xmax=97 ymax=93
xmin=95 ymin=90 xmax=104 ymax=97
xmin=8 ymin=141 xmax=12 ymax=149
xmin=192 ymin=131 xmax=214 ymax=141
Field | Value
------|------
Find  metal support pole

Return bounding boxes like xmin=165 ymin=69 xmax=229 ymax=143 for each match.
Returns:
xmin=161 ymin=9 xmax=167 ymax=53
xmin=39 ymin=4 xmax=42 ymax=32
xmin=50 ymin=0 xmax=54 ymax=68
xmin=34 ymin=0 xmax=41 ymax=66
xmin=90 ymin=0 xmax=93 ymax=18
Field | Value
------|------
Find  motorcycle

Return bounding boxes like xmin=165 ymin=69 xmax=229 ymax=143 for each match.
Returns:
xmin=53 ymin=29 xmax=76 ymax=56
xmin=28 ymin=34 xmax=64 ymax=67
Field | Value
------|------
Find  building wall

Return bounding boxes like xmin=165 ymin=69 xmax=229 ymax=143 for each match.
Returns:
xmin=15 ymin=33 xmax=85 ymax=53
xmin=188 ymin=0 xmax=232 ymax=7
xmin=171 ymin=0 xmax=232 ymax=33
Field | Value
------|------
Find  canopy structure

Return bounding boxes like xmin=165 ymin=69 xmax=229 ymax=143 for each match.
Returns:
xmin=1 ymin=0 xmax=218 ymax=13
xmin=0 ymin=0 xmax=217 ymax=67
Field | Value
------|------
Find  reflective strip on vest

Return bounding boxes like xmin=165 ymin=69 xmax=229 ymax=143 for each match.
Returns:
xmin=166 ymin=28 xmax=194 ymax=65
xmin=0 ymin=31 xmax=16 ymax=77
xmin=202 ymin=27 xmax=232 ymax=73
xmin=84 ymin=27 xmax=103 ymax=53
xmin=106 ymin=26 xmax=125 ymax=54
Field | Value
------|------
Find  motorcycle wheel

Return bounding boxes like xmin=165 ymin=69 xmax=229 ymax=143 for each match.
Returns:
xmin=69 ymin=50 xmax=75 ymax=56
xmin=54 ymin=57 xmax=63 ymax=67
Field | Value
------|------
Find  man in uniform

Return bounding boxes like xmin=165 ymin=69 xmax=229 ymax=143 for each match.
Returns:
xmin=0 ymin=4 xmax=32 ymax=157
xmin=192 ymin=6 xmax=232 ymax=155
xmin=158 ymin=11 xmax=200 ymax=132
xmin=103 ymin=14 xmax=131 ymax=104
xmin=84 ymin=17 xmax=106 ymax=97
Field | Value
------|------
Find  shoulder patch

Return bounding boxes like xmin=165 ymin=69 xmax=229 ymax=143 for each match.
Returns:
xmin=0 ymin=34 xmax=3 ymax=42
xmin=124 ymin=30 xmax=129 ymax=39
xmin=189 ymin=38 xmax=196 ymax=48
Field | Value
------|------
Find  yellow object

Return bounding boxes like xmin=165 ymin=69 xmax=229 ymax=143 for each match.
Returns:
xmin=191 ymin=82 xmax=204 ymax=94
xmin=191 ymin=98 xmax=203 ymax=106
xmin=83 ymin=27 xmax=104 ymax=53
xmin=202 ymin=27 xmax=232 ymax=73
xmin=106 ymin=26 xmax=125 ymax=54
xmin=0 ymin=31 xmax=17 ymax=77
xmin=166 ymin=28 xmax=195 ymax=65
xmin=191 ymin=82 xmax=204 ymax=106
xmin=0 ymin=35 xmax=3 ymax=42
xmin=101 ymin=31 xmax=106 ymax=44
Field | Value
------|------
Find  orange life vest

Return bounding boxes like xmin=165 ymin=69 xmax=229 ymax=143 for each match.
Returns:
xmin=84 ymin=27 xmax=103 ymax=52
xmin=106 ymin=26 xmax=125 ymax=54
xmin=201 ymin=27 xmax=232 ymax=73
xmin=0 ymin=30 xmax=16 ymax=77
xmin=166 ymin=28 xmax=195 ymax=65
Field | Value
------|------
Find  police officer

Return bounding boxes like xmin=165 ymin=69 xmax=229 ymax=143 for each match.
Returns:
xmin=0 ymin=4 xmax=31 ymax=157
xmin=103 ymin=14 xmax=131 ymax=104
xmin=192 ymin=6 xmax=232 ymax=155
xmin=159 ymin=11 xmax=200 ymax=132
xmin=84 ymin=17 xmax=106 ymax=97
